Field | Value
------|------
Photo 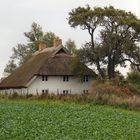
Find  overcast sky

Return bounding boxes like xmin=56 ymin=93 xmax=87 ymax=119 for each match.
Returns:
xmin=0 ymin=0 xmax=139 ymax=77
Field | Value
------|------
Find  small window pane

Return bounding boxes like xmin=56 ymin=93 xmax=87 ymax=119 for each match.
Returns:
xmin=42 ymin=76 xmax=45 ymax=81
xmin=42 ymin=75 xmax=48 ymax=81
xmin=42 ymin=90 xmax=45 ymax=94
xmin=83 ymin=76 xmax=89 ymax=82
xmin=67 ymin=76 xmax=69 ymax=81
xmin=63 ymin=76 xmax=69 ymax=82
xmin=63 ymin=76 xmax=65 ymax=81
xmin=83 ymin=90 xmax=88 ymax=94
xmin=42 ymin=89 xmax=49 ymax=95
xmin=63 ymin=90 xmax=68 ymax=94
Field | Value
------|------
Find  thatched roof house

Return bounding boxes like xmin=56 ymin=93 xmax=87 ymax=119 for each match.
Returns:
xmin=0 ymin=39 xmax=95 ymax=95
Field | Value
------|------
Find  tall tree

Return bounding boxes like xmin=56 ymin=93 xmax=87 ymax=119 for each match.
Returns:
xmin=68 ymin=6 xmax=140 ymax=79
xmin=24 ymin=22 xmax=43 ymax=43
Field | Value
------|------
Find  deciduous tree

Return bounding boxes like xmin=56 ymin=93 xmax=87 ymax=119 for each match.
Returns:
xmin=68 ymin=6 xmax=140 ymax=79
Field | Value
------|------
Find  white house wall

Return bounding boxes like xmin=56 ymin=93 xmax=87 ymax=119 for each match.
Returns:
xmin=0 ymin=76 xmax=93 ymax=95
xmin=27 ymin=76 xmax=92 ymax=95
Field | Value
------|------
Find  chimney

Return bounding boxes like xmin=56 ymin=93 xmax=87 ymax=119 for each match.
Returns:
xmin=53 ymin=38 xmax=62 ymax=48
xmin=38 ymin=42 xmax=47 ymax=51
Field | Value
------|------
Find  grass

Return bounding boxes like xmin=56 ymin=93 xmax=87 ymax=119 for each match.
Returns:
xmin=0 ymin=100 xmax=140 ymax=140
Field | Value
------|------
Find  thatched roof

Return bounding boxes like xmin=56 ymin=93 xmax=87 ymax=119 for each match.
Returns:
xmin=0 ymin=46 xmax=94 ymax=89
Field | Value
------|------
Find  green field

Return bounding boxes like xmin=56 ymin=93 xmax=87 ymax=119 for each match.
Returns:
xmin=0 ymin=100 xmax=140 ymax=140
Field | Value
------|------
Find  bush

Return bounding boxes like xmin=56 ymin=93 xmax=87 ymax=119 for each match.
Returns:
xmin=126 ymin=72 xmax=140 ymax=94
xmin=127 ymin=72 xmax=140 ymax=84
xmin=90 ymin=80 xmax=140 ymax=110
xmin=92 ymin=80 xmax=132 ymax=95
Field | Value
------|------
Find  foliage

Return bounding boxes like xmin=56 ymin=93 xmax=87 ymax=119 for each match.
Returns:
xmin=127 ymin=72 xmax=140 ymax=84
xmin=64 ymin=39 xmax=77 ymax=55
xmin=90 ymin=80 xmax=140 ymax=110
xmin=11 ymin=43 xmax=37 ymax=65
xmin=0 ymin=100 xmax=140 ymax=139
xmin=91 ymin=80 xmax=132 ymax=96
xmin=126 ymin=72 xmax=140 ymax=93
xmin=128 ymin=83 xmax=140 ymax=95
xmin=70 ymin=56 xmax=97 ymax=79
xmin=130 ymin=64 xmax=140 ymax=72
xmin=70 ymin=57 xmax=87 ymax=77
xmin=4 ymin=59 xmax=17 ymax=75
xmin=68 ymin=5 xmax=140 ymax=79
xmin=43 ymin=32 xmax=58 ymax=48
xmin=24 ymin=22 xmax=43 ymax=42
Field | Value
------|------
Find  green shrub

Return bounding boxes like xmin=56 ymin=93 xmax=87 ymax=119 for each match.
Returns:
xmin=126 ymin=72 xmax=140 ymax=94
xmin=127 ymin=72 xmax=140 ymax=84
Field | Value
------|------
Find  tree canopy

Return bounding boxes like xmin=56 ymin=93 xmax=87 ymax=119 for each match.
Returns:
xmin=68 ymin=5 xmax=140 ymax=79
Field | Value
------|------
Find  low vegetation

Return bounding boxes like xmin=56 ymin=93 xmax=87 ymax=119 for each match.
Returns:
xmin=0 ymin=100 xmax=140 ymax=140
xmin=0 ymin=78 xmax=140 ymax=111
xmin=127 ymin=72 xmax=140 ymax=92
xmin=90 ymin=79 xmax=140 ymax=111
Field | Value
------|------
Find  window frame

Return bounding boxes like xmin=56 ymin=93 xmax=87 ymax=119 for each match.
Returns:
xmin=42 ymin=75 xmax=48 ymax=81
xmin=42 ymin=89 xmax=49 ymax=95
xmin=83 ymin=90 xmax=88 ymax=94
xmin=63 ymin=90 xmax=69 ymax=94
xmin=63 ymin=75 xmax=69 ymax=82
xmin=83 ymin=75 xmax=89 ymax=82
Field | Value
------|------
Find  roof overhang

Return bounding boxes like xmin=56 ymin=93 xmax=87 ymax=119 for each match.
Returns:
xmin=0 ymin=86 xmax=27 ymax=90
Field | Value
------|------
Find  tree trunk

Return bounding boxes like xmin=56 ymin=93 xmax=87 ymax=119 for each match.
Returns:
xmin=108 ymin=57 xmax=115 ymax=79
xmin=96 ymin=59 xmax=105 ymax=79
xmin=90 ymin=30 xmax=105 ymax=78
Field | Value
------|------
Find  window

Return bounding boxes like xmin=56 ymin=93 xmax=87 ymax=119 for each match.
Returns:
xmin=42 ymin=89 xmax=49 ymax=95
xmin=42 ymin=89 xmax=45 ymax=94
xmin=83 ymin=90 xmax=88 ymax=94
xmin=42 ymin=75 xmax=48 ymax=81
xmin=83 ymin=75 xmax=89 ymax=82
xmin=63 ymin=90 xmax=69 ymax=94
xmin=63 ymin=76 xmax=69 ymax=82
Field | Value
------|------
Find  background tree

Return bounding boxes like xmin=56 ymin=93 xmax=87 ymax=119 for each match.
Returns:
xmin=4 ymin=59 xmax=17 ymax=76
xmin=4 ymin=22 xmax=59 ymax=75
xmin=130 ymin=64 xmax=140 ymax=72
xmin=64 ymin=39 xmax=77 ymax=55
xmin=68 ymin=6 xmax=140 ymax=79
xmin=43 ymin=32 xmax=58 ymax=48
xmin=24 ymin=22 xmax=43 ymax=43
xmin=11 ymin=43 xmax=36 ymax=65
